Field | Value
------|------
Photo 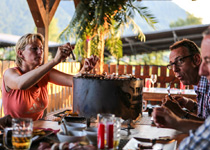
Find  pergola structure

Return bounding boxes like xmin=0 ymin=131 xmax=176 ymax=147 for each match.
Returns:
xmin=27 ymin=0 xmax=59 ymax=63
xmin=121 ymin=24 xmax=210 ymax=55
xmin=26 ymin=0 xmax=81 ymax=63
xmin=1 ymin=1 xmax=209 ymax=58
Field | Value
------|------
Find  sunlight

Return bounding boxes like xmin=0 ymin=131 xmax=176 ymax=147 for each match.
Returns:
xmin=172 ymin=0 xmax=210 ymax=24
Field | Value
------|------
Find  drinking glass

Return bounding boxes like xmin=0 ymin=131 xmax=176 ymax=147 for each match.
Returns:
xmin=180 ymin=81 xmax=185 ymax=93
xmin=145 ymin=78 xmax=151 ymax=89
xmin=113 ymin=117 xmax=121 ymax=150
xmin=97 ymin=113 xmax=115 ymax=149
xmin=12 ymin=118 xmax=33 ymax=150
xmin=150 ymin=74 xmax=157 ymax=88
xmin=3 ymin=127 xmax=13 ymax=149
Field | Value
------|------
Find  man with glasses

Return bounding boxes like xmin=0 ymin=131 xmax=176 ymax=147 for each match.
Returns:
xmin=178 ymin=26 xmax=210 ymax=150
xmin=165 ymin=39 xmax=210 ymax=120
xmin=152 ymin=38 xmax=210 ymax=133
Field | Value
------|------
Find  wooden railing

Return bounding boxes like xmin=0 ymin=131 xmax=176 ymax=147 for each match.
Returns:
xmin=103 ymin=64 xmax=193 ymax=89
xmin=46 ymin=62 xmax=81 ymax=115
xmin=0 ymin=61 xmax=192 ymax=117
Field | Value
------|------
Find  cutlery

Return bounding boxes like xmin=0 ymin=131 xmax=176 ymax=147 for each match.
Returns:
xmin=61 ymin=121 xmax=69 ymax=135
xmin=134 ymin=137 xmax=175 ymax=144
xmin=32 ymin=129 xmax=55 ymax=143
xmin=70 ymin=51 xmax=75 ymax=60
xmin=167 ymin=82 xmax=173 ymax=100
xmin=70 ymin=46 xmax=75 ymax=60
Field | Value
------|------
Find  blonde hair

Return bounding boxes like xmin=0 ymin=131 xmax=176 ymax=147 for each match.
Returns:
xmin=15 ymin=33 xmax=44 ymax=67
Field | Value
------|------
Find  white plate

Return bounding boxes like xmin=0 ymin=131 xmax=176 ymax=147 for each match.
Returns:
xmin=123 ymin=138 xmax=177 ymax=150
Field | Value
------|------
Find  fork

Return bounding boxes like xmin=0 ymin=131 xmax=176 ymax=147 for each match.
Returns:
xmin=167 ymin=82 xmax=173 ymax=100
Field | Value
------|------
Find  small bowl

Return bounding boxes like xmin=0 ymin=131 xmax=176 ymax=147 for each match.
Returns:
xmin=57 ymin=130 xmax=86 ymax=143
xmin=61 ymin=123 xmax=87 ymax=132
xmin=84 ymin=127 xmax=98 ymax=145
xmin=62 ymin=122 xmax=87 ymax=131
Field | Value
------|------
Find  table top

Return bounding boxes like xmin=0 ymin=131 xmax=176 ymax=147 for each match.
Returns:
xmin=143 ymin=87 xmax=196 ymax=101
xmin=32 ymin=113 xmax=184 ymax=149
xmin=143 ymin=87 xmax=196 ymax=95
xmin=34 ymin=120 xmax=61 ymax=130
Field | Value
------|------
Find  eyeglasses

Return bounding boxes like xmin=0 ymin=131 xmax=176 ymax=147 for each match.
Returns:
xmin=167 ymin=54 xmax=194 ymax=70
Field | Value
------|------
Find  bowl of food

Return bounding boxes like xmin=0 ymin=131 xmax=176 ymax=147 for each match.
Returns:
xmin=61 ymin=122 xmax=87 ymax=131
xmin=84 ymin=127 xmax=98 ymax=145
xmin=57 ymin=130 xmax=86 ymax=143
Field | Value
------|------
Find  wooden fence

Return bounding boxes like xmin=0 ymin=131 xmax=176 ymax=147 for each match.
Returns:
xmin=0 ymin=61 xmax=191 ymax=117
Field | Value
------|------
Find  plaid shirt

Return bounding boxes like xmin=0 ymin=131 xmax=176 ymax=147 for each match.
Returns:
xmin=179 ymin=116 xmax=210 ymax=150
xmin=196 ymin=76 xmax=210 ymax=119
xmin=179 ymin=76 xmax=210 ymax=150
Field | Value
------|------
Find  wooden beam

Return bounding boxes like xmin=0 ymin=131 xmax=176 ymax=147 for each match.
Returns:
xmin=27 ymin=0 xmax=61 ymax=63
xmin=49 ymin=0 xmax=60 ymax=23
xmin=73 ymin=0 xmax=80 ymax=8
xmin=27 ymin=0 xmax=46 ymax=27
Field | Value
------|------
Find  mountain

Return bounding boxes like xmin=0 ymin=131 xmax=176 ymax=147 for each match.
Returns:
xmin=0 ymin=0 xmax=187 ymax=36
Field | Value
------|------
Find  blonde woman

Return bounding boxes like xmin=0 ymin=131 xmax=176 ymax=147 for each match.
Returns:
xmin=2 ymin=33 xmax=98 ymax=121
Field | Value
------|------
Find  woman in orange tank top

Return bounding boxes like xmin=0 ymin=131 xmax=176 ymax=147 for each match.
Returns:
xmin=2 ymin=33 xmax=98 ymax=121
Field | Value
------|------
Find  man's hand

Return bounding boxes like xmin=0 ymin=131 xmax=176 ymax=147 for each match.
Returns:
xmin=152 ymin=106 xmax=181 ymax=129
xmin=173 ymin=95 xmax=197 ymax=113
xmin=162 ymin=96 xmax=186 ymax=118
xmin=173 ymin=95 xmax=189 ymax=108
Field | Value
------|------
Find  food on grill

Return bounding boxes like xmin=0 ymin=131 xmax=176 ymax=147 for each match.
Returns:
xmin=64 ymin=110 xmax=78 ymax=117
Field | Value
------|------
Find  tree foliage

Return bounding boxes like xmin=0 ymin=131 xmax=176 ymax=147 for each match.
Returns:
xmin=141 ymin=12 xmax=202 ymax=66
xmin=59 ymin=0 xmax=157 ymax=62
xmin=49 ymin=18 xmax=60 ymax=42
xmin=170 ymin=12 xmax=202 ymax=28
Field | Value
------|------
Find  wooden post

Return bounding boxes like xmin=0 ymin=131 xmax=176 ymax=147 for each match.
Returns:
xmin=27 ymin=0 xmax=60 ymax=63
xmin=73 ymin=0 xmax=80 ymax=7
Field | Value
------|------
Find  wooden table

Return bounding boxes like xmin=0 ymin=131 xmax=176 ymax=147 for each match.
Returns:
xmin=33 ymin=113 xmax=185 ymax=149
xmin=143 ymin=87 xmax=196 ymax=102
xmin=34 ymin=120 xmax=61 ymax=130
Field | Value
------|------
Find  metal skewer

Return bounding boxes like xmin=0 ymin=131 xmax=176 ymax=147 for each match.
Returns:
xmin=167 ymin=82 xmax=173 ymax=100
xmin=70 ymin=51 xmax=75 ymax=60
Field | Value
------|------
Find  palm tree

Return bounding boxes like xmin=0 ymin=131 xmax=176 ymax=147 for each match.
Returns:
xmin=59 ymin=0 xmax=157 ymax=73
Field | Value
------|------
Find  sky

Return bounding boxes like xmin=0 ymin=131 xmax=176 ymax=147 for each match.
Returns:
xmin=172 ymin=0 xmax=210 ymax=24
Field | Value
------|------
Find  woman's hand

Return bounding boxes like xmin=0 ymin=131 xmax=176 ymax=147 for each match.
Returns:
xmin=54 ymin=43 xmax=74 ymax=64
xmin=81 ymin=55 xmax=99 ymax=72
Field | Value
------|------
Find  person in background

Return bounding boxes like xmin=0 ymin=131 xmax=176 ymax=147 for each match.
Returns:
xmin=178 ymin=26 xmax=210 ymax=150
xmin=152 ymin=38 xmax=210 ymax=133
xmin=2 ymin=33 xmax=98 ymax=121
